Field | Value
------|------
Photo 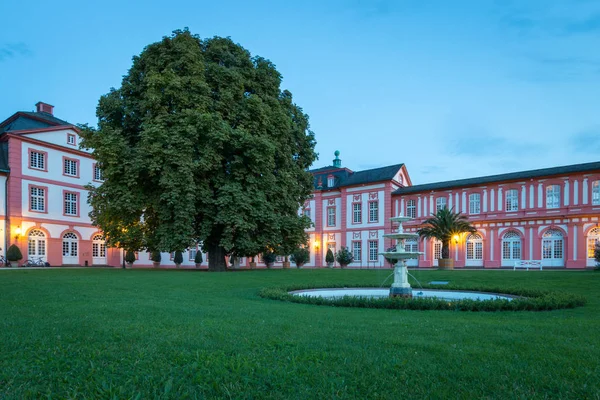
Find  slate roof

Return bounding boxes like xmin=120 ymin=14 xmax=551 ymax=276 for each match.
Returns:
xmin=311 ymin=163 xmax=404 ymax=190
xmin=0 ymin=142 xmax=9 ymax=173
xmin=393 ymin=161 xmax=600 ymax=195
xmin=0 ymin=111 xmax=72 ymax=134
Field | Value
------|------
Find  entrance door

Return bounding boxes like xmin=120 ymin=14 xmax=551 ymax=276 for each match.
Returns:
xmin=28 ymin=229 xmax=47 ymax=262
xmin=92 ymin=234 xmax=106 ymax=265
xmin=62 ymin=232 xmax=79 ymax=265
xmin=466 ymin=233 xmax=484 ymax=267
xmin=501 ymin=231 xmax=522 ymax=267
xmin=433 ymin=241 xmax=442 ymax=267
xmin=542 ymin=229 xmax=564 ymax=267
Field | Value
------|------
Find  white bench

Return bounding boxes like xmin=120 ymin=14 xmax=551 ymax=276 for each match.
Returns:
xmin=513 ymin=260 xmax=543 ymax=271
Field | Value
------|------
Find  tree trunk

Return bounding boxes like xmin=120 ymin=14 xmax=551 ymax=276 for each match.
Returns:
xmin=442 ymin=241 xmax=450 ymax=259
xmin=207 ymin=243 xmax=227 ymax=272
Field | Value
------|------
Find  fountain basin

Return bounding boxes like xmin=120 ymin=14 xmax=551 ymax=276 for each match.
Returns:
xmin=290 ymin=288 xmax=515 ymax=302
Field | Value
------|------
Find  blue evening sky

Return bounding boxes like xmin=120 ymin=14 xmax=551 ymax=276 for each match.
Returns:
xmin=1 ymin=0 xmax=599 ymax=184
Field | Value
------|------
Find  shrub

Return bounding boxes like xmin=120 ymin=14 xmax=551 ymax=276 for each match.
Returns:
xmin=150 ymin=250 xmax=161 ymax=263
xmin=325 ymin=248 xmax=334 ymax=264
xmin=6 ymin=244 xmax=22 ymax=262
xmin=594 ymin=242 xmax=600 ymax=271
xmin=125 ymin=250 xmax=136 ymax=264
xmin=259 ymin=284 xmax=587 ymax=312
xmin=262 ymin=251 xmax=277 ymax=265
xmin=335 ymin=247 xmax=354 ymax=266
xmin=174 ymin=250 xmax=183 ymax=265
xmin=194 ymin=251 xmax=203 ymax=264
xmin=290 ymin=248 xmax=310 ymax=267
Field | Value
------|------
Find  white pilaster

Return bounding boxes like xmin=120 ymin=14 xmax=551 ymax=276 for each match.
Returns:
xmin=483 ymin=189 xmax=488 ymax=213
xmin=573 ymin=226 xmax=577 ymax=260
xmin=417 ymin=197 xmax=422 ymax=217
xmin=400 ymin=199 xmax=405 ymax=216
xmin=521 ymin=185 xmax=526 ymax=209
xmin=429 ymin=195 xmax=433 ymax=214
xmin=529 ymin=228 xmax=533 ymax=260
xmin=455 ymin=192 xmax=459 ymax=212
xmin=529 ymin=185 xmax=534 ymax=208
xmin=490 ymin=230 xmax=494 ymax=261
xmin=497 ymin=187 xmax=503 ymax=211
xmin=538 ymin=184 xmax=543 ymax=208
xmin=448 ymin=192 xmax=453 ymax=210
xmin=574 ymin=180 xmax=579 ymax=205
xmin=490 ymin=189 xmax=495 ymax=212
xmin=583 ymin=178 xmax=589 ymax=204
xmin=461 ymin=192 xmax=466 ymax=213
xmin=564 ymin=180 xmax=570 ymax=206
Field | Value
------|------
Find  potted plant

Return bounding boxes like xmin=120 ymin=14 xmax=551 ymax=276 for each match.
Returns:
xmin=335 ymin=247 xmax=354 ymax=269
xmin=325 ymin=248 xmax=335 ymax=268
xmin=417 ymin=207 xmax=476 ymax=270
xmin=174 ymin=250 xmax=183 ymax=268
xmin=282 ymin=255 xmax=291 ymax=269
xmin=125 ymin=250 xmax=136 ymax=268
xmin=194 ymin=251 xmax=203 ymax=268
xmin=594 ymin=242 xmax=600 ymax=271
xmin=263 ymin=251 xmax=277 ymax=269
xmin=290 ymin=247 xmax=310 ymax=268
xmin=249 ymin=256 xmax=257 ymax=269
xmin=6 ymin=244 xmax=22 ymax=267
xmin=150 ymin=250 xmax=161 ymax=268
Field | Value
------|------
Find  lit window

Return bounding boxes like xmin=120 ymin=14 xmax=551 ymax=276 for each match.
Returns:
xmin=436 ymin=197 xmax=446 ymax=212
xmin=546 ymin=185 xmax=560 ymax=209
xmin=64 ymin=192 xmax=78 ymax=215
xmin=406 ymin=199 xmax=416 ymax=218
xmin=30 ymin=187 xmax=45 ymax=212
xmin=62 ymin=232 xmax=78 ymax=257
xmin=466 ymin=233 xmax=483 ymax=260
xmin=64 ymin=159 xmax=78 ymax=176
xmin=327 ymin=207 xmax=336 ymax=226
xmin=353 ymin=203 xmax=362 ymax=223
xmin=593 ymin=181 xmax=600 ymax=206
xmin=30 ymin=151 xmax=45 ymax=170
xmin=352 ymin=241 xmax=361 ymax=262
xmin=469 ymin=193 xmax=481 ymax=214
xmin=587 ymin=228 xmax=600 ymax=259
xmin=505 ymin=189 xmax=518 ymax=212
xmin=502 ymin=231 xmax=521 ymax=260
xmin=369 ymin=201 xmax=378 ymax=223
xmin=368 ymin=240 xmax=378 ymax=262
xmin=94 ymin=165 xmax=103 ymax=181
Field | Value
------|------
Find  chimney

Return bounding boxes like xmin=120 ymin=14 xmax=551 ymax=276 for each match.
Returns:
xmin=35 ymin=101 xmax=54 ymax=115
xmin=332 ymin=150 xmax=342 ymax=168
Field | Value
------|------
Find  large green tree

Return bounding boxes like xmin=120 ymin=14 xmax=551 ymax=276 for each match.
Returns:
xmin=80 ymin=29 xmax=317 ymax=271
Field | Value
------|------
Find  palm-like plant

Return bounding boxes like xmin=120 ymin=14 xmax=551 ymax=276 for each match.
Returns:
xmin=417 ymin=208 xmax=477 ymax=260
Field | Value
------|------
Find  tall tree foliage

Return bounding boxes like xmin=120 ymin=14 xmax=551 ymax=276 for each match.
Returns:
xmin=80 ymin=29 xmax=317 ymax=271
xmin=417 ymin=208 xmax=477 ymax=259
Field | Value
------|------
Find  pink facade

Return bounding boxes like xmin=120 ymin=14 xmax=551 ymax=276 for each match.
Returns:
xmin=1 ymin=103 xmax=598 ymax=269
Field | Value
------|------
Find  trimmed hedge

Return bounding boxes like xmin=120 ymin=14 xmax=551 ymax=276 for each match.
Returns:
xmin=259 ymin=283 xmax=587 ymax=312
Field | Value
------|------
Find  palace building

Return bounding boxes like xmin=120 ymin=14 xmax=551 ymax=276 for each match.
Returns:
xmin=1 ymin=103 xmax=598 ymax=268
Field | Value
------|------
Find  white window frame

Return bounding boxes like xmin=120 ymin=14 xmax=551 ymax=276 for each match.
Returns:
xmin=469 ymin=193 xmax=481 ymax=215
xmin=368 ymin=240 xmax=378 ymax=262
xmin=368 ymin=201 xmax=378 ymax=223
xmin=30 ymin=151 xmax=45 ymax=170
xmin=546 ymin=185 xmax=560 ymax=209
xmin=327 ymin=207 xmax=336 ymax=227
xmin=505 ymin=189 xmax=519 ymax=212
xmin=352 ymin=241 xmax=361 ymax=262
xmin=406 ymin=199 xmax=416 ymax=218
xmin=436 ymin=197 xmax=446 ymax=212
xmin=30 ymin=187 xmax=45 ymax=212
xmin=327 ymin=176 xmax=335 ymax=187
xmin=353 ymin=203 xmax=362 ymax=224
xmin=64 ymin=159 xmax=78 ymax=176
xmin=64 ymin=192 xmax=78 ymax=216
xmin=94 ymin=165 xmax=104 ymax=181
xmin=592 ymin=181 xmax=600 ymax=206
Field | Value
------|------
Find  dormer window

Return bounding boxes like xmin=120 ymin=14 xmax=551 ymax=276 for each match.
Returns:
xmin=327 ymin=175 xmax=335 ymax=188
xmin=67 ymin=133 xmax=76 ymax=146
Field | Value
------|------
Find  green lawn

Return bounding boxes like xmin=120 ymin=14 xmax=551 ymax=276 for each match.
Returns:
xmin=0 ymin=269 xmax=599 ymax=399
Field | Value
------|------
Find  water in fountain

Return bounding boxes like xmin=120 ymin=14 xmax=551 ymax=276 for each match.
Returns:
xmin=379 ymin=215 xmax=424 ymax=298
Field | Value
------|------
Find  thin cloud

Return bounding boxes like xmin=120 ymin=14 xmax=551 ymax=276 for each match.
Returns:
xmin=0 ymin=43 xmax=31 ymax=62
xmin=570 ymin=128 xmax=600 ymax=153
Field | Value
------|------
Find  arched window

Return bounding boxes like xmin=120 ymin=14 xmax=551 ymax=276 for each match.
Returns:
xmin=466 ymin=233 xmax=483 ymax=261
xmin=92 ymin=234 xmax=106 ymax=259
xmin=502 ymin=231 xmax=521 ymax=261
xmin=542 ymin=229 xmax=564 ymax=266
xmin=587 ymin=227 xmax=600 ymax=260
xmin=28 ymin=229 xmax=46 ymax=258
xmin=62 ymin=232 xmax=78 ymax=258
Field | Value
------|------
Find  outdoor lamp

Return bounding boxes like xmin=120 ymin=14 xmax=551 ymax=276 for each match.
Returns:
xmin=14 ymin=226 xmax=21 ymax=240
xmin=453 ymin=234 xmax=459 ymax=244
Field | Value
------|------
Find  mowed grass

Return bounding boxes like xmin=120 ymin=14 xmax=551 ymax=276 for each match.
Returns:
xmin=0 ymin=269 xmax=599 ymax=399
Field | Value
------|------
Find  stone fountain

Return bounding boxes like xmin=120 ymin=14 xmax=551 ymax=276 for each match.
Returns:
xmin=380 ymin=216 xmax=424 ymax=298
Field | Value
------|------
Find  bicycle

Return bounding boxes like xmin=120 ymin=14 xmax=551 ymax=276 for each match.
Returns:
xmin=23 ymin=257 xmax=47 ymax=268
xmin=0 ymin=255 xmax=11 ymax=268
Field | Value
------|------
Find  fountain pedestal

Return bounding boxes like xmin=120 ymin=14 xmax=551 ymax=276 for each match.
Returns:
xmin=379 ymin=216 xmax=424 ymax=298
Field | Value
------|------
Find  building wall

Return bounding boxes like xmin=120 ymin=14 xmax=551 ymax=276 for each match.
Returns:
xmin=394 ymin=172 xmax=600 ymax=269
